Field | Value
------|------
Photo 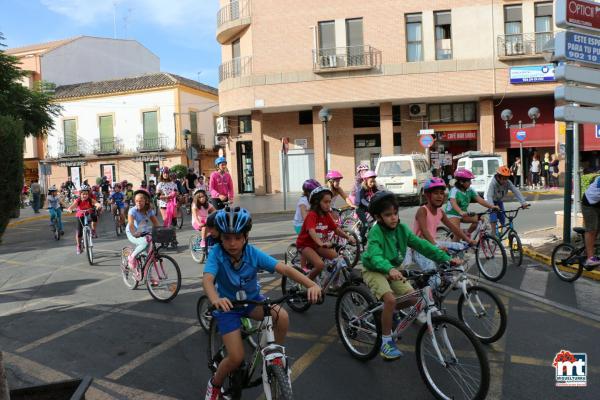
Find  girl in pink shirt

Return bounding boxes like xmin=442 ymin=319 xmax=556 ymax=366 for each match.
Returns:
xmin=191 ymin=189 xmax=216 ymax=247
xmin=209 ymin=157 xmax=234 ymax=210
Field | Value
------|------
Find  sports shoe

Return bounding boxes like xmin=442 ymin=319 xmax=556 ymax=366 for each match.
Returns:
xmin=584 ymin=256 xmax=600 ymax=271
xmin=380 ymin=341 xmax=404 ymax=361
xmin=205 ymin=378 xmax=222 ymax=400
xmin=76 ymin=245 xmax=82 ymax=255
xmin=416 ymin=311 xmax=428 ymax=325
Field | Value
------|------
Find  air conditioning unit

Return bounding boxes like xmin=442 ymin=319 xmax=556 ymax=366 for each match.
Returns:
xmin=216 ymin=116 xmax=229 ymax=135
xmin=409 ymin=103 xmax=427 ymax=118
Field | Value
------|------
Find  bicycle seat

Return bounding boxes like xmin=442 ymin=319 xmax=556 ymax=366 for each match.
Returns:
xmin=573 ymin=227 xmax=586 ymax=235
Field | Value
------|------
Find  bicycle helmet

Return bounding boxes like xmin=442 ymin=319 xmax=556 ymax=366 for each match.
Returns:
xmin=215 ymin=156 xmax=227 ymax=167
xmin=454 ymin=168 xmax=475 ymax=180
xmin=80 ymin=184 xmax=91 ymax=192
xmin=356 ymin=163 xmax=369 ymax=173
xmin=48 ymin=185 xmax=57 ymax=192
xmin=215 ymin=207 xmax=252 ymax=234
xmin=309 ymin=186 xmax=333 ymax=205
xmin=362 ymin=170 xmax=377 ymax=179
xmin=496 ymin=166 xmax=511 ymax=177
xmin=193 ymin=188 xmax=207 ymax=197
xmin=368 ymin=190 xmax=398 ymax=216
xmin=160 ymin=166 xmax=170 ymax=174
xmin=326 ymin=170 xmax=343 ymax=180
xmin=302 ymin=179 xmax=321 ymax=193
xmin=424 ymin=177 xmax=446 ymax=192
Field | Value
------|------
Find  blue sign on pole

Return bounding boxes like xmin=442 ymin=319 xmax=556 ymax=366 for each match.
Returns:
xmin=555 ymin=31 xmax=600 ymax=67
xmin=516 ymin=130 xmax=527 ymax=142
xmin=596 ymin=125 xmax=600 ymax=139
xmin=419 ymin=135 xmax=434 ymax=148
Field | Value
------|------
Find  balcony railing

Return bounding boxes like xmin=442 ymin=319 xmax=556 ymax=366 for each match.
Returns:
xmin=137 ymin=135 xmax=170 ymax=152
xmin=219 ymin=56 xmax=252 ymax=82
xmin=93 ymin=138 xmax=123 ymax=155
xmin=216 ymin=0 xmax=251 ymax=44
xmin=312 ymin=45 xmax=382 ymax=73
xmin=57 ymin=138 xmax=89 ymax=158
xmin=497 ymin=32 xmax=554 ymax=58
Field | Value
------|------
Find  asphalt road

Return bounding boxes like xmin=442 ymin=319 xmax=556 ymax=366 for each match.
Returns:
xmin=1 ymin=203 xmax=599 ymax=400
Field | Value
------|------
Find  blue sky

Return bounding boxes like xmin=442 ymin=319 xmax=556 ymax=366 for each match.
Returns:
xmin=0 ymin=0 xmax=221 ymax=87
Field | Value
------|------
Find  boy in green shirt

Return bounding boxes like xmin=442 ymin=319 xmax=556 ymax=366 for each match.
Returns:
xmin=361 ymin=191 xmax=461 ymax=360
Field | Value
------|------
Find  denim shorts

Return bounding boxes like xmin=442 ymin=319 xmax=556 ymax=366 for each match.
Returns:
xmin=488 ymin=200 xmax=505 ymax=224
xmin=212 ymin=295 xmax=264 ymax=335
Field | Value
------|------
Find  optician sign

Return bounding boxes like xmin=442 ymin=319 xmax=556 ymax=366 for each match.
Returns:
xmin=554 ymin=30 xmax=600 ymax=67
xmin=509 ymin=64 xmax=556 ymax=84
xmin=556 ymin=0 xmax=600 ymax=33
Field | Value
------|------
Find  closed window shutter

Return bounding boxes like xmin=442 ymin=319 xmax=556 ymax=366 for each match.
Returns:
xmin=99 ymin=116 xmax=113 ymax=141
xmin=143 ymin=111 xmax=158 ymax=140
xmin=64 ymin=119 xmax=77 ymax=147
xmin=189 ymin=111 xmax=198 ymax=145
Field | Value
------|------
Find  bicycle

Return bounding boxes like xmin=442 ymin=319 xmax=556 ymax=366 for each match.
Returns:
xmin=435 ymin=243 xmax=507 ymax=343
xmin=281 ymin=243 xmax=360 ymax=313
xmin=436 ymin=210 xmax=508 ymax=281
xmin=48 ymin=209 xmax=62 ymax=240
xmin=112 ymin=205 xmax=125 ymax=237
xmin=335 ymin=267 xmax=490 ymax=400
xmin=331 ymin=207 xmax=361 ymax=267
xmin=550 ymin=227 xmax=600 ymax=282
xmin=491 ymin=206 xmax=527 ymax=267
xmin=74 ymin=209 xmax=96 ymax=266
xmin=190 ymin=233 xmax=216 ymax=263
xmin=207 ymin=289 xmax=308 ymax=400
xmin=119 ymin=226 xmax=182 ymax=302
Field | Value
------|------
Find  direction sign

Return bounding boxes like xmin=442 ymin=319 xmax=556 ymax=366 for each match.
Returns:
xmin=554 ymin=31 xmax=600 ymax=67
xmin=419 ymin=135 xmax=434 ymax=148
xmin=515 ymin=130 xmax=527 ymax=142
xmin=556 ymin=0 xmax=600 ymax=33
xmin=419 ymin=129 xmax=435 ymax=136
xmin=555 ymin=63 xmax=600 ymax=85
xmin=555 ymin=85 xmax=600 ymax=106
xmin=555 ymin=105 xmax=600 ymax=124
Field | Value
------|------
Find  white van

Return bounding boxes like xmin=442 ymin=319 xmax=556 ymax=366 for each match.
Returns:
xmin=455 ymin=152 xmax=504 ymax=195
xmin=375 ymin=154 xmax=432 ymax=204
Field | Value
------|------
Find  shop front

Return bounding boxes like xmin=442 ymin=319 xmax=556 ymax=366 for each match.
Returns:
xmin=580 ymin=124 xmax=600 ymax=173
xmin=430 ymin=127 xmax=478 ymax=176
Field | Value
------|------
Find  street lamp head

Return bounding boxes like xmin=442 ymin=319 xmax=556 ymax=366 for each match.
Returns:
xmin=183 ymin=129 xmax=191 ymax=140
xmin=500 ymin=109 xmax=513 ymax=129
xmin=318 ymin=108 xmax=332 ymax=122
xmin=528 ymin=107 xmax=540 ymax=123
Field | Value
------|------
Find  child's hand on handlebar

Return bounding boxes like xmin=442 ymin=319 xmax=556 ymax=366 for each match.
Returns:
xmin=306 ymin=285 xmax=322 ymax=303
xmin=213 ymin=297 xmax=234 ymax=312
xmin=450 ymin=257 xmax=463 ymax=266
xmin=388 ymin=268 xmax=405 ymax=282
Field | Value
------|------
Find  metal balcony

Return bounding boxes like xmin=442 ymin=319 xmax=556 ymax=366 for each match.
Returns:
xmin=137 ymin=136 xmax=170 ymax=152
xmin=93 ymin=138 xmax=123 ymax=155
xmin=216 ymin=0 xmax=251 ymax=44
xmin=497 ymin=32 xmax=554 ymax=59
xmin=57 ymin=138 xmax=88 ymax=158
xmin=219 ymin=56 xmax=252 ymax=82
xmin=312 ymin=45 xmax=382 ymax=73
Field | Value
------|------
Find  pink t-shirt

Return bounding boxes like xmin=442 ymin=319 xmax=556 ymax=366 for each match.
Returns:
xmin=412 ymin=205 xmax=443 ymax=239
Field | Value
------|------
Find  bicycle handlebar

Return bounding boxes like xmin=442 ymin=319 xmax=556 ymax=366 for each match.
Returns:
xmin=209 ymin=287 xmax=307 ymax=312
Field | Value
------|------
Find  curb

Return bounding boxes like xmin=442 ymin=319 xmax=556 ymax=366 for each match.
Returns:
xmin=7 ymin=213 xmax=75 ymax=228
xmin=522 ymin=246 xmax=600 ymax=281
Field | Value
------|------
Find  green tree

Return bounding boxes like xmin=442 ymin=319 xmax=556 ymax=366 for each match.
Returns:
xmin=0 ymin=34 xmax=60 ymax=241
xmin=170 ymin=164 xmax=187 ymax=179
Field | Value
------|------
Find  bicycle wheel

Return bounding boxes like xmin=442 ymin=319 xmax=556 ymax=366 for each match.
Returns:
xmin=416 ymin=315 xmax=490 ymax=400
xmin=196 ymin=295 xmax=212 ymax=332
xmin=53 ymin=219 xmax=60 ymax=240
xmin=335 ymin=285 xmax=381 ymax=361
xmin=146 ymin=254 xmax=181 ymax=302
xmin=189 ymin=233 xmax=205 ymax=263
xmin=120 ymin=247 xmax=139 ymax=290
xmin=176 ymin=208 xmax=184 ymax=229
xmin=508 ymin=231 xmax=523 ymax=267
xmin=284 ymin=243 xmax=298 ymax=264
xmin=475 ymin=234 xmax=507 ymax=281
xmin=281 ymin=265 xmax=311 ymax=313
xmin=457 ymin=286 xmax=507 ymax=344
xmin=551 ymin=243 xmax=583 ymax=282
xmin=341 ymin=231 xmax=360 ymax=267
xmin=84 ymin=228 xmax=94 ymax=266
xmin=266 ymin=364 xmax=293 ymax=400
xmin=436 ymin=226 xmax=453 ymax=242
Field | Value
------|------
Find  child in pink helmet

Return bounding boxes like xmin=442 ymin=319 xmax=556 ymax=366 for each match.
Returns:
xmin=349 ymin=163 xmax=369 ymax=206
xmin=326 ymin=170 xmax=354 ymax=208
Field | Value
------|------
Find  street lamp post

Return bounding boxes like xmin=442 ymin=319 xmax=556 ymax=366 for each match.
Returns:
xmin=183 ymin=129 xmax=191 ymax=168
xmin=318 ymin=108 xmax=332 ymax=177
xmin=500 ymin=107 xmax=540 ymax=189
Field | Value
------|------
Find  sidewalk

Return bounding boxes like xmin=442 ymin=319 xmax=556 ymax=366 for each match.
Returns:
xmin=236 ymin=192 xmax=302 ymax=214
xmin=7 ymin=206 xmax=50 ymax=227
xmin=520 ymin=227 xmax=600 ymax=281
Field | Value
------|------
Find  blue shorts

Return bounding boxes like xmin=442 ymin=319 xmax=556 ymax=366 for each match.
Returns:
xmin=212 ymin=295 xmax=264 ymax=335
xmin=489 ymin=200 xmax=505 ymax=224
xmin=115 ymin=202 xmax=126 ymax=210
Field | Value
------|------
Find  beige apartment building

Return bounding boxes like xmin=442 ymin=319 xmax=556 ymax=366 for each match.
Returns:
xmin=216 ymin=0 xmax=599 ymax=195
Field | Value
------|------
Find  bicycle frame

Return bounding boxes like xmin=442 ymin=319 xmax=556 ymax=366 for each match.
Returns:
xmin=494 ymin=208 xmax=522 ymax=240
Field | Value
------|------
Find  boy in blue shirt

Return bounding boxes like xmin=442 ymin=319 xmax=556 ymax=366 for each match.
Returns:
xmin=203 ymin=207 xmax=321 ymax=400
xmin=109 ymin=184 xmax=126 ymax=225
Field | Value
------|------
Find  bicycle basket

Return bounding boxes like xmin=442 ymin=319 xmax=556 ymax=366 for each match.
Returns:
xmin=152 ymin=226 xmax=176 ymax=243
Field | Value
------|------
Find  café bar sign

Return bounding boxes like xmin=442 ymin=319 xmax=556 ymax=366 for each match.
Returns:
xmin=439 ymin=130 xmax=478 ymax=141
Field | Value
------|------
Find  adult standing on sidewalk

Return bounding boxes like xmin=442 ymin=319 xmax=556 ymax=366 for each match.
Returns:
xmin=209 ymin=157 xmax=234 ymax=210
xmin=530 ymin=155 xmax=541 ymax=189
xmin=511 ymin=157 xmax=522 ymax=187
xmin=581 ymin=175 xmax=600 ymax=269
xmin=549 ymin=154 xmax=560 ymax=189
xmin=30 ymin=179 xmax=41 ymax=213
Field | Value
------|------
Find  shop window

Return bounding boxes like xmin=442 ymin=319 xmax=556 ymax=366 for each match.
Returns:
xmin=353 ymin=107 xmax=380 ymax=128
xmin=392 ymin=105 xmax=401 ymax=126
xmin=299 ymin=110 xmax=313 ymax=125
xmin=429 ymin=102 xmax=477 ymax=123
xmin=354 ymin=134 xmax=381 ymax=148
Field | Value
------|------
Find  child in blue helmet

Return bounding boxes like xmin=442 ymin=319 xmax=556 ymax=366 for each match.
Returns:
xmin=203 ymin=207 xmax=321 ymax=400
xmin=209 ymin=157 xmax=234 ymax=210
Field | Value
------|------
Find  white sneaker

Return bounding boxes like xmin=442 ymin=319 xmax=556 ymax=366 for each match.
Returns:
xmin=416 ymin=311 xmax=427 ymax=324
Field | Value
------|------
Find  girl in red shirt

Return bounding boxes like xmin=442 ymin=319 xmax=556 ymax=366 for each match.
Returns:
xmin=296 ymin=186 xmax=355 ymax=280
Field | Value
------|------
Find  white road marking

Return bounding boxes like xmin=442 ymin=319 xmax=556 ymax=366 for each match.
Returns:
xmin=519 ymin=268 xmax=549 ymax=297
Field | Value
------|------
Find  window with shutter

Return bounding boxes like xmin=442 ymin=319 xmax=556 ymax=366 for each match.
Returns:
xmin=63 ymin=119 xmax=77 ymax=154
xmin=99 ymin=115 xmax=114 ymax=152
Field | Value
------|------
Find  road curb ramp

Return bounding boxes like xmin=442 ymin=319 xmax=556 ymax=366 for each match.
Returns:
xmin=522 ymin=246 xmax=600 ymax=281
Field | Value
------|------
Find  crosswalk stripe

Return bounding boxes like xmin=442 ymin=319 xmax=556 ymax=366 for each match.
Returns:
xmin=574 ymin=278 xmax=600 ymax=315
xmin=519 ymin=267 xmax=549 ymax=297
